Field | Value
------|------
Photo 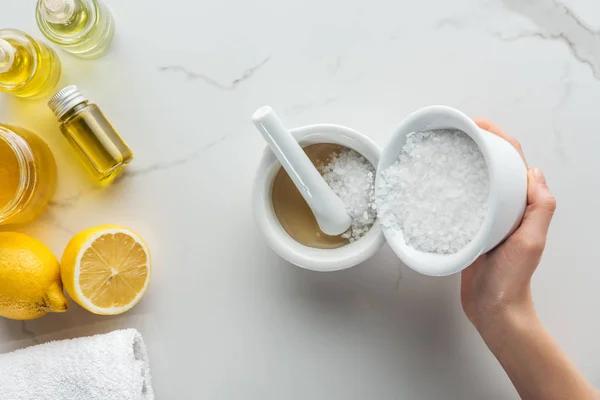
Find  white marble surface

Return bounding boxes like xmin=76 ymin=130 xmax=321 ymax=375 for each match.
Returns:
xmin=1 ymin=0 xmax=600 ymax=398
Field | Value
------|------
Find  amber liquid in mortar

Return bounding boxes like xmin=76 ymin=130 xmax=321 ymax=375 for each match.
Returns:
xmin=272 ymin=143 xmax=350 ymax=249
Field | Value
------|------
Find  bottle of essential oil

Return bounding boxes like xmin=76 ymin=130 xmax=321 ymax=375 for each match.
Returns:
xmin=36 ymin=0 xmax=115 ymax=59
xmin=48 ymin=85 xmax=134 ymax=184
xmin=0 ymin=124 xmax=57 ymax=225
xmin=0 ymin=29 xmax=62 ymax=98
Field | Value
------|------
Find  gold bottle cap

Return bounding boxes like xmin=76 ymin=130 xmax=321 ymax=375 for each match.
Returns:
xmin=40 ymin=0 xmax=77 ymax=24
xmin=0 ymin=39 xmax=15 ymax=74
xmin=48 ymin=85 xmax=88 ymax=120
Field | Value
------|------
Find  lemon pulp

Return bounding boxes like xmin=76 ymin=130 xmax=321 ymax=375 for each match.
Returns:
xmin=79 ymin=232 xmax=149 ymax=309
xmin=62 ymin=225 xmax=151 ymax=315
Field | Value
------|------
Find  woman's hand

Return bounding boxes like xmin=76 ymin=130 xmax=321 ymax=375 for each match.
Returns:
xmin=461 ymin=119 xmax=557 ymax=330
xmin=460 ymin=120 xmax=598 ymax=400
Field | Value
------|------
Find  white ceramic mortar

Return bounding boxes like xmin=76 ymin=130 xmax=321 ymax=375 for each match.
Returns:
xmin=376 ymin=106 xmax=528 ymax=276
xmin=253 ymin=124 xmax=385 ymax=272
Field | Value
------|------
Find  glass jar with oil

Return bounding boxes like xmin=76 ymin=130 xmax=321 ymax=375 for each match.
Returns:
xmin=48 ymin=85 xmax=134 ymax=184
xmin=36 ymin=0 xmax=115 ymax=59
xmin=0 ymin=29 xmax=62 ymax=98
xmin=0 ymin=124 xmax=57 ymax=226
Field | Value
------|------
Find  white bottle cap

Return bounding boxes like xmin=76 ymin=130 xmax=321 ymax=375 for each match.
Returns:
xmin=0 ymin=39 xmax=15 ymax=74
xmin=40 ymin=0 xmax=77 ymax=24
xmin=48 ymin=85 xmax=88 ymax=120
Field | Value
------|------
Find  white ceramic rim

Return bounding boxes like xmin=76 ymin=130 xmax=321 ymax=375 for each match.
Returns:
xmin=252 ymin=124 xmax=385 ymax=272
xmin=376 ymin=105 xmax=497 ymax=276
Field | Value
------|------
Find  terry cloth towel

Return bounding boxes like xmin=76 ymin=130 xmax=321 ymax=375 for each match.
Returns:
xmin=0 ymin=329 xmax=154 ymax=400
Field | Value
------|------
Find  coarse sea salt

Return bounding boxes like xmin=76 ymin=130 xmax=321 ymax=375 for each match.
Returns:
xmin=375 ymin=129 xmax=489 ymax=254
xmin=319 ymin=149 xmax=376 ymax=242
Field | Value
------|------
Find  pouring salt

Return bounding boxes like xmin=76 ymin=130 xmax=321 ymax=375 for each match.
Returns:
xmin=375 ymin=129 xmax=490 ymax=254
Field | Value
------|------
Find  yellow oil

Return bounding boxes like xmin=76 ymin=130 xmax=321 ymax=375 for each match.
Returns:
xmin=0 ymin=137 xmax=21 ymax=211
xmin=37 ymin=0 xmax=115 ymax=59
xmin=0 ymin=30 xmax=61 ymax=99
xmin=60 ymin=104 xmax=133 ymax=184
xmin=0 ymin=124 xmax=57 ymax=225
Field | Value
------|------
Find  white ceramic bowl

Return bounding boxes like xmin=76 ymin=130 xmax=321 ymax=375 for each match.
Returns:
xmin=376 ymin=106 xmax=528 ymax=277
xmin=253 ymin=124 xmax=385 ymax=272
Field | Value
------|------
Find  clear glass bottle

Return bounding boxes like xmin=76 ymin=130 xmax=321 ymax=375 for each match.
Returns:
xmin=36 ymin=0 xmax=115 ymax=59
xmin=0 ymin=124 xmax=57 ymax=225
xmin=0 ymin=29 xmax=62 ymax=99
xmin=48 ymin=85 xmax=134 ymax=184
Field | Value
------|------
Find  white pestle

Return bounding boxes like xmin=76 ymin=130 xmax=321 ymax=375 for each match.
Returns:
xmin=252 ymin=106 xmax=352 ymax=236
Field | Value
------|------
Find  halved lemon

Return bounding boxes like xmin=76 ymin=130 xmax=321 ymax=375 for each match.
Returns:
xmin=61 ymin=225 xmax=151 ymax=315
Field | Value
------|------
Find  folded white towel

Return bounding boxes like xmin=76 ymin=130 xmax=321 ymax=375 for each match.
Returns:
xmin=0 ymin=329 xmax=154 ymax=400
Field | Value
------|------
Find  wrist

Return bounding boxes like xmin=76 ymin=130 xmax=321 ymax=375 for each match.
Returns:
xmin=472 ymin=299 xmax=538 ymax=342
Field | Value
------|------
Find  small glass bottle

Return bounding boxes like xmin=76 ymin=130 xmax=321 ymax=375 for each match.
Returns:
xmin=0 ymin=124 xmax=57 ymax=225
xmin=36 ymin=0 xmax=115 ymax=59
xmin=48 ymin=85 xmax=134 ymax=184
xmin=0 ymin=29 xmax=62 ymax=98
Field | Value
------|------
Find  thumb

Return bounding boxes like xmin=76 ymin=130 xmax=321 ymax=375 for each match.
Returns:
xmin=511 ymin=167 xmax=557 ymax=249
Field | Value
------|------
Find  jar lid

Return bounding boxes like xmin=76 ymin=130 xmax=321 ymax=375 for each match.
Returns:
xmin=48 ymin=85 xmax=88 ymax=119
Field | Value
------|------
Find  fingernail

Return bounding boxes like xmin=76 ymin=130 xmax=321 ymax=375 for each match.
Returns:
xmin=532 ymin=167 xmax=546 ymax=185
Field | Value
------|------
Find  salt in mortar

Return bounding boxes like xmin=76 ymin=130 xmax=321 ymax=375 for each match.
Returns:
xmin=319 ymin=149 xmax=377 ymax=242
xmin=375 ymin=129 xmax=489 ymax=254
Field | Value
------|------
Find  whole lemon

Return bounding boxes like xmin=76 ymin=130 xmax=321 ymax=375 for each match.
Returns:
xmin=0 ymin=232 xmax=68 ymax=320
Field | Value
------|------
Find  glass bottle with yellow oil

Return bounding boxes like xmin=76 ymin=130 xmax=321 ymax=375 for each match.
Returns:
xmin=0 ymin=29 xmax=62 ymax=98
xmin=0 ymin=124 xmax=57 ymax=225
xmin=36 ymin=0 xmax=115 ymax=59
xmin=48 ymin=85 xmax=134 ymax=184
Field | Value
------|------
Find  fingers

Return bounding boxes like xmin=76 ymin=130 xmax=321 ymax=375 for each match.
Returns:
xmin=510 ymin=168 xmax=557 ymax=255
xmin=473 ymin=118 xmax=527 ymax=165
